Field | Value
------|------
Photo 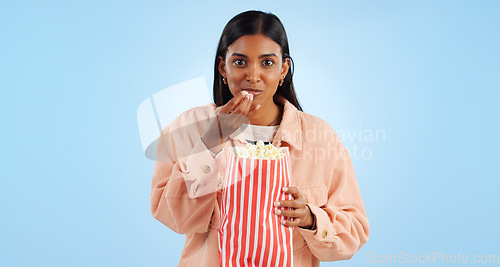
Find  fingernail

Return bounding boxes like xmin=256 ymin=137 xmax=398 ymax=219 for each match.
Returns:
xmin=282 ymin=187 xmax=288 ymax=192
xmin=255 ymin=104 xmax=261 ymax=110
xmin=281 ymin=220 xmax=286 ymax=225
xmin=242 ymin=91 xmax=248 ymax=95
xmin=275 ymin=209 xmax=281 ymax=215
xmin=274 ymin=201 xmax=280 ymax=207
xmin=246 ymin=94 xmax=252 ymax=99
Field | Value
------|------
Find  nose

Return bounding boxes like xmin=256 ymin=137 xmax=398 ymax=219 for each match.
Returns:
xmin=246 ymin=63 xmax=261 ymax=83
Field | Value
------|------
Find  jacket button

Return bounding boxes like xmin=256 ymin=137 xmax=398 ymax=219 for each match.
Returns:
xmin=322 ymin=230 xmax=328 ymax=239
xmin=202 ymin=165 xmax=211 ymax=174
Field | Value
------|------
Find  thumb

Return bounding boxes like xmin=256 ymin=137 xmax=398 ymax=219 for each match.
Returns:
xmin=250 ymin=104 xmax=261 ymax=112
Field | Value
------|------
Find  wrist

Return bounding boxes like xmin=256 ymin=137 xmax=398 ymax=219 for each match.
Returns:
xmin=299 ymin=204 xmax=316 ymax=230
xmin=201 ymin=132 xmax=223 ymax=152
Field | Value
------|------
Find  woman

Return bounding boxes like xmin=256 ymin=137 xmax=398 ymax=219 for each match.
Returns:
xmin=150 ymin=10 xmax=369 ymax=266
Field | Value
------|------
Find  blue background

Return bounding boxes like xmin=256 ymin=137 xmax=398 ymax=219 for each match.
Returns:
xmin=1 ymin=0 xmax=499 ymax=266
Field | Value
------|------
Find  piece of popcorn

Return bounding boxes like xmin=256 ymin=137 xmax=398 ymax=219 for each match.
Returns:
xmin=232 ymin=140 xmax=285 ymax=159
xmin=256 ymin=140 xmax=265 ymax=148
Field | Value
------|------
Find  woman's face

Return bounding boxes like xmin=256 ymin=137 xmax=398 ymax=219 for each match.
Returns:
xmin=218 ymin=34 xmax=290 ymax=107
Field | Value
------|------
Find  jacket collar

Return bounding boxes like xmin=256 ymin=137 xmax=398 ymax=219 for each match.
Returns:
xmin=273 ymin=95 xmax=303 ymax=150
xmin=214 ymin=94 xmax=302 ymax=150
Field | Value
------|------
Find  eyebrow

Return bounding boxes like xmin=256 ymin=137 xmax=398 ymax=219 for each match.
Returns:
xmin=230 ymin=53 xmax=278 ymax=58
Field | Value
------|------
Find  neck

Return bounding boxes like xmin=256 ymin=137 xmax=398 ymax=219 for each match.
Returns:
xmin=247 ymin=101 xmax=282 ymax=126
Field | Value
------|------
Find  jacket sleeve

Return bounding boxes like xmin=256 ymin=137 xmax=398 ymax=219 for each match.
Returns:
xmin=149 ymin=120 xmax=225 ymax=234
xmin=297 ymin=141 xmax=370 ymax=261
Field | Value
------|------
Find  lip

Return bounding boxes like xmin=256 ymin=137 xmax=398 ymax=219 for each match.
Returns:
xmin=242 ymin=88 xmax=263 ymax=96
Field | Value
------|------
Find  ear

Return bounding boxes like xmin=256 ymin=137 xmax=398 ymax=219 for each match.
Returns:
xmin=280 ymin=57 xmax=290 ymax=78
xmin=218 ymin=56 xmax=226 ymax=77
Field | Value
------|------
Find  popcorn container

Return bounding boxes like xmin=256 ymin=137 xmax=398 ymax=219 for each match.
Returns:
xmin=218 ymin=146 xmax=294 ymax=267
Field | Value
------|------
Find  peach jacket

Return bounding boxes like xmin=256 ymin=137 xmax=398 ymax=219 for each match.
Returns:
xmin=150 ymin=96 xmax=370 ymax=266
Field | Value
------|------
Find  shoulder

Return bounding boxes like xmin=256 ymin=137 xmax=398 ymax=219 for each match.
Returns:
xmin=176 ymin=103 xmax=216 ymax=121
xmin=297 ymin=111 xmax=345 ymax=150
xmin=162 ymin=103 xmax=216 ymax=133
xmin=298 ymin=111 xmax=337 ymax=137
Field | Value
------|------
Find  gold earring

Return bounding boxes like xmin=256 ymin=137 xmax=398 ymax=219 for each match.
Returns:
xmin=223 ymin=76 xmax=227 ymax=84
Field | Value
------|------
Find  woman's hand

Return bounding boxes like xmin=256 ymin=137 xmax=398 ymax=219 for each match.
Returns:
xmin=218 ymin=90 xmax=260 ymax=115
xmin=274 ymin=187 xmax=315 ymax=228
xmin=201 ymin=91 xmax=260 ymax=152
xmin=216 ymin=90 xmax=261 ymax=135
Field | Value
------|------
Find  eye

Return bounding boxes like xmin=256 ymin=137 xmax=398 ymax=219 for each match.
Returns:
xmin=233 ymin=59 xmax=246 ymax=66
xmin=263 ymin=59 xmax=275 ymax=66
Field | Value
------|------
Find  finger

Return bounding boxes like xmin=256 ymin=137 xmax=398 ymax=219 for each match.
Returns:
xmin=221 ymin=91 xmax=249 ymax=114
xmin=274 ymin=199 xmax=306 ymax=209
xmin=220 ymin=96 xmax=250 ymax=132
xmin=241 ymin=94 xmax=254 ymax=115
xmin=274 ymin=207 xmax=302 ymax=219
xmin=280 ymin=217 xmax=301 ymax=228
xmin=250 ymin=103 xmax=261 ymax=112
xmin=233 ymin=94 xmax=253 ymax=115
xmin=282 ymin=187 xmax=301 ymax=199
xmin=218 ymin=93 xmax=250 ymax=126
xmin=232 ymin=94 xmax=253 ymax=115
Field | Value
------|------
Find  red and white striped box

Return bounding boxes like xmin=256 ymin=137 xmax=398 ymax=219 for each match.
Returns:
xmin=218 ymin=146 xmax=294 ymax=267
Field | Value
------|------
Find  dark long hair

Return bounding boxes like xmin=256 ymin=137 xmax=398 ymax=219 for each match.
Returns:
xmin=213 ymin=10 xmax=303 ymax=111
